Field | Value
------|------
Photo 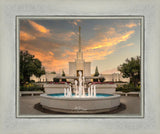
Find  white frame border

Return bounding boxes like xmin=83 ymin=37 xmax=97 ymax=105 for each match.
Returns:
xmin=16 ymin=16 xmax=144 ymax=118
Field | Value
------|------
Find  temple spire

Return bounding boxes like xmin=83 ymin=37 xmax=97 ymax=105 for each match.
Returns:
xmin=76 ymin=26 xmax=83 ymax=60
xmin=79 ymin=26 xmax=81 ymax=52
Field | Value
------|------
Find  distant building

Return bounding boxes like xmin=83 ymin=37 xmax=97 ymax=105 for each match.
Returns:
xmin=30 ymin=73 xmax=57 ymax=82
xmin=102 ymin=73 xmax=130 ymax=83
xmin=30 ymin=72 xmax=129 ymax=83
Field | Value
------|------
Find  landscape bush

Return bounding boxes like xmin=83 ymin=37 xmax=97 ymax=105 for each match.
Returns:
xmin=116 ymin=83 xmax=140 ymax=92
xmin=99 ymin=77 xmax=105 ymax=82
xmin=20 ymin=83 xmax=44 ymax=91
xmin=53 ymin=78 xmax=60 ymax=82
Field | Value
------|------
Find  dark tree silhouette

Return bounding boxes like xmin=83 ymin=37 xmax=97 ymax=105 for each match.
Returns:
xmin=93 ymin=66 xmax=99 ymax=82
xmin=118 ymin=56 xmax=140 ymax=86
xmin=62 ymin=70 xmax=66 ymax=82
xmin=20 ymin=51 xmax=45 ymax=85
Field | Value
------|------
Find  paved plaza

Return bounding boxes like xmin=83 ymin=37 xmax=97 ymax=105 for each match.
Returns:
xmin=19 ymin=95 xmax=141 ymax=116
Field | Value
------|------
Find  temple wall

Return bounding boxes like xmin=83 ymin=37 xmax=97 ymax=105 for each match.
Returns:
xmin=84 ymin=62 xmax=91 ymax=76
xmin=69 ymin=62 xmax=76 ymax=76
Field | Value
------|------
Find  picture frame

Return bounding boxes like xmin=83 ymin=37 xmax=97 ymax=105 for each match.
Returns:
xmin=16 ymin=16 xmax=144 ymax=118
xmin=0 ymin=0 xmax=160 ymax=134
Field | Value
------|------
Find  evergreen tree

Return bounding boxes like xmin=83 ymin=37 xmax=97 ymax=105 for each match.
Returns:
xmin=93 ymin=66 xmax=99 ymax=82
xmin=94 ymin=66 xmax=100 ymax=76
xmin=62 ymin=70 xmax=66 ymax=82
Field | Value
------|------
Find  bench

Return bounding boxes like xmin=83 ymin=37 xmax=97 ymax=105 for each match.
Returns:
xmin=115 ymin=91 xmax=126 ymax=96
xmin=126 ymin=92 xmax=140 ymax=97
xmin=116 ymin=91 xmax=140 ymax=97
xmin=20 ymin=91 xmax=43 ymax=96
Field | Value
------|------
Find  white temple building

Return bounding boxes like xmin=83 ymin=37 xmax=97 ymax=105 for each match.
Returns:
xmin=30 ymin=26 xmax=130 ymax=83
xmin=69 ymin=26 xmax=91 ymax=77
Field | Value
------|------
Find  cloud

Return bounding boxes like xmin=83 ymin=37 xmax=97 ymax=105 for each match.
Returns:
xmin=20 ymin=27 xmax=134 ymax=72
xmin=85 ymin=28 xmax=135 ymax=50
xmin=49 ymin=51 xmax=54 ymax=56
xmin=126 ymin=43 xmax=134 ymax=47
xmin=69 ymin=20 xmax=82 ymax=26
xmin=125 ymin=23 xmax=137 ymax=28
xmin=80 ymin=28 xmax=135 ymax=61
xmin=54 ymin=31 xmax=78 ymax=41
xmin=20 ymin=46 xmax=69 ymax=73
xmin=20 ymin=41 xmax=75 ymax=73
xmin=20 ymin=31 xmax=36 ymax=41
xmin=119 ymin=43 xmax=134 ymax=49
xmin=20 ymin=20 xmax=137 ymax=73
xmin=28 ymin=20 xmax=50 ymax=33
xmin=117 ymin=22 xmax=137 ymax=29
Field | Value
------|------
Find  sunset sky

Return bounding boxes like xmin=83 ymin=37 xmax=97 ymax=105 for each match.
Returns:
xmin=19 ymin=18 xmax=141 ymax=74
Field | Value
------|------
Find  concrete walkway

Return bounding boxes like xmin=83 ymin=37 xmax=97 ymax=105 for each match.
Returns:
xmin=19 ymin=96 xmax=141 ymax=116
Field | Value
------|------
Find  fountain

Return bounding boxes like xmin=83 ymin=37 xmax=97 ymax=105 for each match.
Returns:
xmin=40 ymin=71 xmax=120 ymax=113
xmin=64 ymin=71 xmax=96 ymax=98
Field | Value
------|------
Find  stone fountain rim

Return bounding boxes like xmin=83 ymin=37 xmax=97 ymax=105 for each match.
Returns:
xmin=40 ymin=93 xmax=120 ymax=101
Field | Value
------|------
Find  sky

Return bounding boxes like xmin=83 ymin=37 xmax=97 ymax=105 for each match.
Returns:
xmin=19 ymin=18 xmax=141 ymax=74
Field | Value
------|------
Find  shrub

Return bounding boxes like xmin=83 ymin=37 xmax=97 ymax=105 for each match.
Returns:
xmin=20 ymin=83 xmax=44 ymax=91
xmin=99 ymin=77 xmax=105 ymax=82
xmin=116 ymin=83 xmax=140 ymax=92
xmin=53 ymin=78 xmax=60 ymax=82
xmin=30 ymin=80 xmax=35 ymax=83
xmin=62 ymin=79 xmax=66 ymax=82
xmin=93 ymin=78 xmax=98 ymax=82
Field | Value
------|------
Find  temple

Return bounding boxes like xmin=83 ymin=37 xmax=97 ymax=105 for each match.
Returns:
xmin=69 ymin=26 xmax=91 ymax=76
xmin=30 ymin=26 xmax=130 ymax=83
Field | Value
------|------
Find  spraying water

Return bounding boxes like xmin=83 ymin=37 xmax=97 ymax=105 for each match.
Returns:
xmin=64 ymin=71 xmax=96 ymax=97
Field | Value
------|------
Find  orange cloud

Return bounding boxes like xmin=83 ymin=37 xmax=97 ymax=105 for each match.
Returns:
xmin=20 ymin=24 xmax=136 ymax=73
xmin=125 ymin=23 xmax=137 ymax=28
xmin=120 ymin=43 xmax=134 ymax=49
xmin=20 ymin=42 xmax=70 ymax=73
xmin=49 ymin=51 xmax=54 ymax=56
xmin=20 ymin=31 xmax=36 ymax=41
xmin=70 ymin=20 xmax=82 ymax=26
xmin=28 ymin=49 xmax=69 ymax=73
xmin=28 ymin=20 xmax=50 ymax=33
xmin=79 ymin=29 xmax=135 ymax=61
xmin=85 ymin=30 xmax=135 ymax=50
xmin=73 ymin=21 xmax=78 ymax=26
xmin=126 ymin=43 xmax=134 ymax=47
xmin=76 ymin=20 xmax=81 ymax=22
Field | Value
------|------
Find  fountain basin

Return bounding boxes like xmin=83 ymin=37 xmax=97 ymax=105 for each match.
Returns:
xmin=40 ymin=93 xmax=120 ymax=113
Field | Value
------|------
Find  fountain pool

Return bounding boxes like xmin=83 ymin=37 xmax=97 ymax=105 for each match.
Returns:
xmin=47 ymin=93 xmax=113 ymax=97
xmin=40 ymin=93 xmax=120 ymax=113
xmin=40 ymin=71 xmax=120 ymax=113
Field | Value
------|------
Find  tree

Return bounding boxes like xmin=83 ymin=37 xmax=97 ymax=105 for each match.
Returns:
xmin=51 ymin=71 xmax=56 ymax=74
xmin=94 ymin=66 xmax=99 ymax=76
xmin=20 ymin=51 xmax=45 ymax=85
xmin=61 ymin=70 xmax=66 ymax=82
xmin=99 ymin=77 xmax=105 ymax=82
xmin=117 ymin=56 xmax=140 ymax=87
xmin=53 ymin=78 xmax=60 ymax=82
xmin=93 ymin=66 xmax=99 ymax=82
